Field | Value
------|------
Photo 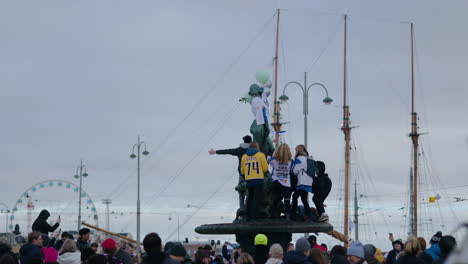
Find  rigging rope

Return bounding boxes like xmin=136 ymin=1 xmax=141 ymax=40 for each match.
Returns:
xmin=103 ymin=12 xmax=277 ymax=202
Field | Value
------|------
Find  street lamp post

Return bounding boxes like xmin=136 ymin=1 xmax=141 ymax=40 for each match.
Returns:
xmin=74 ymin=160 xmax=88 ymax=233
xmin=279 ymin=72 xmax=333 ymax=148
xmin=130 ymin=136 xmax=149 ymax=253
xmin=0 ymin=203 xmax=10 ymax=233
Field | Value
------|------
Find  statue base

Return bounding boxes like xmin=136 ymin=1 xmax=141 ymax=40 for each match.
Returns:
xmin=195 ymin=220 xmax=333 ymax=254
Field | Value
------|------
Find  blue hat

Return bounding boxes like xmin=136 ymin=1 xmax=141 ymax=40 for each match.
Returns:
xmin=347 ymin=240 xmax=364 ymax=259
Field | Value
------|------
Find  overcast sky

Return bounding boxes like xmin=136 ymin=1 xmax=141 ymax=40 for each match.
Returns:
xmin=1 ymin=0 xmax=468 ymax=250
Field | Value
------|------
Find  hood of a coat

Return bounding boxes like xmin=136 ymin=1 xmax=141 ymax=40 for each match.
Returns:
xmin=246 ymin=148 xmax=259 ymax=156
xmin=38 ymin=210 xmax=51 ymax=220
xmin=58 ymin=251 xmax=81 ymax=264
xmin=284 ymin=251 xmax=310 ymax=264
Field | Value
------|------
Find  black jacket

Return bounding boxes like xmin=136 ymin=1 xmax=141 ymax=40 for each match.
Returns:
xmin=0 ymin=241 xmax=18 ymax=264
xmin=365 ymin=256 xmax=382 ymax=264
xmin=19 ymin=243 xmax=44 ymax=264
xmin=312 ymin=161 xmax=332 ymax=196
xmin=385 ymin=249 xmax=400 ymax=264
xmin=115 ymin=248 xmax=134 ymax=264
xmin=417 ymin=252 xmax=433 ymax=264
xmin=253 ymin=245 xmax=269 ymax=264
xmin=32 ymin=210 xmax=59 ymax=234
xmin=141 ymin=253 xmax=179 ymax=264
xmin=330 ymin=255 xmax=348 ymax=264
xmin=284 ymin=251 xmax=312 ymax=264
xmin=396 ymin=254 xmax=425 ymax=264
xmin=76 ymin=238 xmax=89 ymax=251
xmin=216 ymin=143 xmax=249 ymax=174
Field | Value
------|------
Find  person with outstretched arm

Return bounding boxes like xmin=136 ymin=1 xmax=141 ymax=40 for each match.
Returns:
xmin=209 ymin=135 xmax=252 ymax=209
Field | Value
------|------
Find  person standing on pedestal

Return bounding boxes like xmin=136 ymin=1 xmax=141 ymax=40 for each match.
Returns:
xmin=209 ymin=135 xmax=252 ymax=210
xmin=241 ymin=142 xmax=268 ymax=221
xmin=269 ymin=144 xmax=293 ymax=219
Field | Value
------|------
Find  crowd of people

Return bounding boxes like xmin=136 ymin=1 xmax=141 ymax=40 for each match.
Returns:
xmin=219 ymin=233 xmax=457 ymax=264
xmin=210 ymin=136 xmax=332 ymax=222
xmin=0 ymin=212 xmax=459 ymax=264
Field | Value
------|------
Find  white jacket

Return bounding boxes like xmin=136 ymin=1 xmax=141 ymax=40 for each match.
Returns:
xmin=58 ymin=251 xmax=81 ymax=264
xmin=292 ymin=156 xmax=312 ymax=187
xmin=269 ymin=158 xmax=292 ymax=187
xmin=251 ymin=97 xmax=268 ymax=125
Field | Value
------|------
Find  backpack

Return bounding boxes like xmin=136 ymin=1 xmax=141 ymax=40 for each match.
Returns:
xmin=304 ymin=157 xmax=317 ymax=178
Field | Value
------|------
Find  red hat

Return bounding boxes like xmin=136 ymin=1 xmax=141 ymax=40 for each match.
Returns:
xmin=102 ymin=238 xmax=117 ymax=250
xmin=44 ymin=247 xmax=59 ymax=262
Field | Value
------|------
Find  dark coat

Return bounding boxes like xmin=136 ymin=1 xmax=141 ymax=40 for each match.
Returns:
xmin=115 ymin=248 xmax=134 ymax=264
xmin=216 ymin=143 xmax=249 ymax=174
xmin=19 ymin=243 xmax=44 ymax=264
xmin=330 ymin=255 xmax=348 ymax=264
xmin=284 ymin=251 xmax=312 ymax=264
xmin=417 ymin=252 xmax=433 ymax=264
xmin=32 ymin=210 xmax=59 ymax=234
xmin=365 ymin=256 xmax=382 ymax=264
xmin=141 ymin=253 xmax=179 ymax=264
xmin=76 ymin=238 xmax=89 ymax=251
xmin=385 ymin=250 xmax=400 ymax=264
xmin=0 ymin=241 xmax=18 ymax=264
xmin=312 ymin=161 xmax=332 ymax=196
xmin=396 ymin=254 xmax=425 ymax=264
xmin=253 ymin=245 xmax=269 ymax=264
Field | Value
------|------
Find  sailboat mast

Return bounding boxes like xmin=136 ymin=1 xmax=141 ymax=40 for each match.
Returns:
xmin=354 ymin=181 xmax=359 ymax=241
xmin=342 ymin=14 xmax=351 ymax=246
xmin=273 ymin=8 xmax=281 ymax=139
xmin=409 ymin=22 xmax=419 ymax=237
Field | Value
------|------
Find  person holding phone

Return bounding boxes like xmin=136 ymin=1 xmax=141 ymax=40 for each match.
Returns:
xmin=32 ymin=210 xmax=61 ymax=236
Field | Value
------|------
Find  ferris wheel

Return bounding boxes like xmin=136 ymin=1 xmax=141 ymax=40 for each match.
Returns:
xmin=10 ymin=179 xmax=99 ymax=233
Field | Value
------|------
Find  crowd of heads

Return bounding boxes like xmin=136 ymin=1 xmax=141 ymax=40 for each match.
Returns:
xmin=0 ymin=226 xmax=462 ymax=264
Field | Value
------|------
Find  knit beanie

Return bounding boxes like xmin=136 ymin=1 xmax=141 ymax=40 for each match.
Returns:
xmin=430 ymin=231 xmax=443 ymax=244
xmin=164 ymin=241 xmax=175 ymax=253
xmin=169 ymin=243 xmax=187 ymax=257
xmin=254 ymin=234 xmax=268 ymax=246
xmin=102 ymin=238 xmax=117 ymax=251
xmin=347 ymin=241 xmax=364 ymax=259
xmin=295 ymin=238 xmax=311 ymax=253
xmin=44 ymin=247 xmax=58 ymax=263
xmin=363 ymin=244 xmax=376 ymax=257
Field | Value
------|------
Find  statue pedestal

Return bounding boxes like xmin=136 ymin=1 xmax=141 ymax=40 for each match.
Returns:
xmin=195 ymin=220 xmax=333 ymax=254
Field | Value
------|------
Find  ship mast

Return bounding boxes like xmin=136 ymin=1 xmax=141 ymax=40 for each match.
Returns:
xmin=272 ymin=8 xmax=283 ymax=144
xmin=342 ymin=14 xmax=352 ymax=246
xmin=409 ymin=22 xmax=420 ymax=237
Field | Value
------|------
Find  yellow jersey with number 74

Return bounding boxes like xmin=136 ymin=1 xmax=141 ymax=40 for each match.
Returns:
xmin=241 ymin=151 xmax=268 ymax=181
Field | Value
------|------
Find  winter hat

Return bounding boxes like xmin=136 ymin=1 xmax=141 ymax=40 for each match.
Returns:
xmin=44 ymin=247 xmax=58 ymax=263
xmin=101 ymin=238 xmax=117 ymax=251
xmin=243 ymin=135 xmax=252 ymax=144
xmin=164 ymin=241 xmax=175 ymax=253
xmin=254 ymin=234 xmax=268 ymax=246
xmin=392 ymin=239 xmax=404 ymax=248
xmin=363 ymin=244 xmax=376 ymax=257
xmin=295 ymin=238 xmax=311 ymax=253
xmin=430 ymin=231 xmax=443 ymax=244
xmin=347 ymin=241 xmax=364 ymax=259
xmin=169 ymin=243 xmax=187 ymax=257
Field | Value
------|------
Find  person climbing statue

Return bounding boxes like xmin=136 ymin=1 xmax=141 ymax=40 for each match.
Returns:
xmin=290 ymin=145 xmax=314 ymax=221
xmin=209 ymin=135 xmax=252 ymax=210
xmin=241 ymin=142 xmax=268 ymax=221
xmin=312 ymin=161 xmax=332 ymax=222
xmin=248 ymin=84 xmax=274 ymax=157
xmin=268 ymin=143 xmax=293 ymax=220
